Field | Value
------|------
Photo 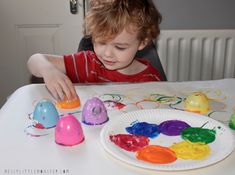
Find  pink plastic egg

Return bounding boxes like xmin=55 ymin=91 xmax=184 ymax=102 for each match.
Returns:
xmin=55 ymin=114 xmax=84 ymax=146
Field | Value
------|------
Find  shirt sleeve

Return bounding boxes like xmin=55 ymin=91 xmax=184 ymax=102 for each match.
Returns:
xmin=64 ymin=54 xmax=79 ymax=83
xmin=63 ymin=51 xmax=88 ymax=83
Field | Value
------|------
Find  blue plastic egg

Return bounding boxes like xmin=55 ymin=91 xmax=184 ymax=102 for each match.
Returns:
xmin=33 ymin=100 xmax=59 ymax=129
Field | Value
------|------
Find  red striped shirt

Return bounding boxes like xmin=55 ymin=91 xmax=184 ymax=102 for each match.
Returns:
xmin=64 ymin=50 xmax=163 ymax=83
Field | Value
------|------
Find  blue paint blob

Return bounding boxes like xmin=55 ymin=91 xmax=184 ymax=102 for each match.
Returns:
xmin=126 ymin=122 xmax=160 ymax=138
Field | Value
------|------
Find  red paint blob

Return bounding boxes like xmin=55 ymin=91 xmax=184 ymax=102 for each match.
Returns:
xmin=136 ymin=145 xmax=177 ymax=164
xmin=109 ymin=134 xmax=149 ymax=152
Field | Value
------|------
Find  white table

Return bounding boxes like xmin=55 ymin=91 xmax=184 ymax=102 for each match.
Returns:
xmin=1 ymin=79 xmax=235 ymax=175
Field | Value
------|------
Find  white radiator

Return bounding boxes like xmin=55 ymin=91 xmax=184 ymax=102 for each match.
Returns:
xmin=156 ymin=30 xmax=235 ymax=81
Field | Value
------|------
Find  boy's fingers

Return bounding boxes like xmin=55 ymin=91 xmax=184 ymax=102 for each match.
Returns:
xmin=48 ymin=86 xmax=59 ymax=100
xmin=57 ymin=89 xmax=65 ymax=100
xmin=53 ymin=83 xmax=65 ymax=100
xmin=72 ymin=90 xmax=78 ymax=99
xmin=64 ymin=78 xmax=78 ymax=99
xmin=70 ymin=85 xmax=78 ymax=99
xmin=59 ymin=80 xmax=72 ymax=100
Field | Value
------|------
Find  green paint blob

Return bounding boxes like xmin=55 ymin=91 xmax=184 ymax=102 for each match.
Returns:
xmin=229 ymin=113 xmax=235 ymax=130
xmin=181 ymin=127 xmax=216 ymax=144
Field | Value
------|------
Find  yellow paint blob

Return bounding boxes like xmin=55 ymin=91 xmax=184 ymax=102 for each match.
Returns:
xmin=184 ymin=92 xmax=209 ymax=114
xmin=56 ymin=97 xmax=81 ymax=109
xmin=170 ymin=140 xmax=211 ymax=160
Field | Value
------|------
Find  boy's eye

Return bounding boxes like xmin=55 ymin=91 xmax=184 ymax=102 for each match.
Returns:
xmin=115 ymin=46 xmax=126 ymax=50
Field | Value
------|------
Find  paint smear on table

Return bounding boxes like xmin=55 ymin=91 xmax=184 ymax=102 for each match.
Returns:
xmin=126 ymin=122 xmax=160 ymax=138
xmin=136 ymin=145 xmax=177 ymax=164
xmin=109 ymin=134 xmax=149 ymax=152
xmin=158 ymin=120 xmax=191 ymax=136
xmin=181 ymin=127 xmax=216 ymax=144
xmin=103 ymin=100 xmax=126 ymax=110
xmin=170 ymin=141 xmax=211 ymax=160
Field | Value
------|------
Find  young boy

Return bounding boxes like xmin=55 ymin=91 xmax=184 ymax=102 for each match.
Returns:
xmin=27 ymin=0 xmax=163 ymax=100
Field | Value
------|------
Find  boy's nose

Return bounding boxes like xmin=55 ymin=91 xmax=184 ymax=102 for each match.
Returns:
xmin=103 ymin=45 xmax=113 ymax=58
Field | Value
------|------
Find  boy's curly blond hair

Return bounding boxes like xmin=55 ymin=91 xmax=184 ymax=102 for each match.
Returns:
xmin=84 ymin=0 xmax=162 ymax=43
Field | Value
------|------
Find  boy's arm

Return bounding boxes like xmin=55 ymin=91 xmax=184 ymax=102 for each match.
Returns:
xmin=27 ymin=53 xmax=78 ymax=100
xmin=27 ymin=53 xmax=66 ymax=77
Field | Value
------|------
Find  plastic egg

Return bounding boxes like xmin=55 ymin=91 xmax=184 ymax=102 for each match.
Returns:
xmin=229 ymin=113 xmax=235 ymax=130
xmin=33 ymin=100 xmax=59 ymax=129
xmin=56 ymin=97 xmax=81 ymax=109
xmin=184 ymin=92 xmax=209 ymax=114
xmin=82 ymin=97 xmax=109 ymax=125
xmin=55 ymin=114 xmax=84 ymax=146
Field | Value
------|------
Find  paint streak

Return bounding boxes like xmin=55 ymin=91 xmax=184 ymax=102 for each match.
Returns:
xmin=109 ymin=134 xmax=149 ymax=152
xmin=181 ymin=127 xmax=216 ymax=144
xmin=24 ymin=125 xmax=51 ymax=137
xmin=170 ymin=141 xmax=211 ymax=160
xmin=134 ymin=99 xmax=160 ymax=110
xmin=103 ymin=100 xmax=126 ymax=110
xmin=158 ymin=120 xmax=191 ymax=136
xmin=100 ymin=94 xmax=124 ymax=102
xmin=126 ymin=122 xmax=160 ymax=138
xmin=136 ymin=145 xmax=177 ymax=164
xmin=34 ymin=123 xmax=45 ymax=129
xmin=148 ymin=94 xmax=182 ymax=105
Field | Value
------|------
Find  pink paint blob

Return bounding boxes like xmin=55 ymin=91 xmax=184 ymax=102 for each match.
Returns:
xmin=55 ymin=114 xmax=84 ymax=146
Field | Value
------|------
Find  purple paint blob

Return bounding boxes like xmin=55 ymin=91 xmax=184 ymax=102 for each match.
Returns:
xmin=126 ymin=122 xmax=160 ymax=138
xmin=159 ymin=120 xmax=191 ymax=136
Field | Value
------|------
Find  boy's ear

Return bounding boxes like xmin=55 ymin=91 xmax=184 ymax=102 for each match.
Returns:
xmin=138 ymin=38 xmax=150 ymax=50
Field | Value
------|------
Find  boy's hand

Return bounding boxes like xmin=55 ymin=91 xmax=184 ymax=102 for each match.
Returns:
xmin=42 ymin=68 xmax=78 ymax=100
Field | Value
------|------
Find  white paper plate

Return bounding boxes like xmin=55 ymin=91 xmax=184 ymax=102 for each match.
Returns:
xmin=100 ymin=109 xmax=235 ymax=171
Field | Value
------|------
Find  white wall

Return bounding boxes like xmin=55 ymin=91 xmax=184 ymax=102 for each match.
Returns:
xmin=155 ymin=0 xmax=235 ymax=29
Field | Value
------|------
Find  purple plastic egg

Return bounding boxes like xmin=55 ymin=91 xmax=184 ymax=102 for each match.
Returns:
xmin=82 ymin=97 xmax=109 ymax=125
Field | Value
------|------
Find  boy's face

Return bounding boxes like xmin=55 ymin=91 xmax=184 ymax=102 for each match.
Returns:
xmin=93 ymin=28 xmax=146 ymax=72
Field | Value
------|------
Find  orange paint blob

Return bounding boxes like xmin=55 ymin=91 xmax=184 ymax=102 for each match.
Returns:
xmin=56 ymin=97 xmax=81 ymax=109
xmin=136 ymin=145 xmax=177 ymax=164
